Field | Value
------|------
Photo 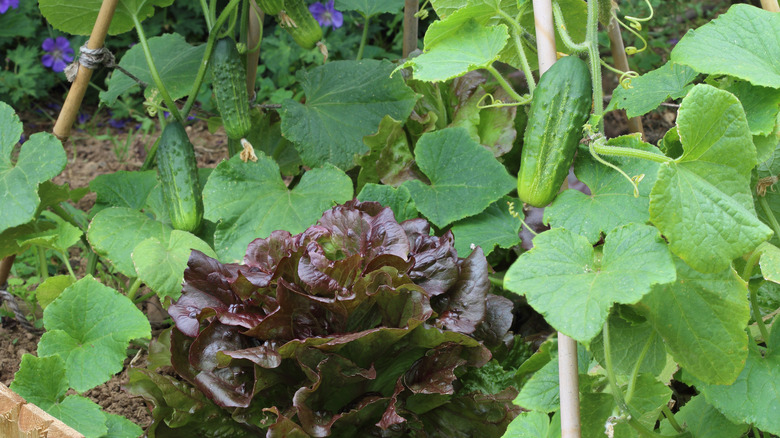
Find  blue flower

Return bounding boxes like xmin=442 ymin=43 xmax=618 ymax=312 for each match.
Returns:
xmin=0 ymin=0 xmax=19 ymax=14
xmin=41 ymin=36 xmax=74 ymax=73
xmin=309 ymin=0 xmax=343 ymax=29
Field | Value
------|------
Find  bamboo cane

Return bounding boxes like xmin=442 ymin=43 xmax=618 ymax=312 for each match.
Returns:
xmin=403 ymin=0 xmax=419 ymax=58
xmin=761 ymin=0 xmax=779 ymax=12
xmin=52 ymin=0 xmax=120 ymax=141
xmin=607 ymin=16 xmax=644 ymax=137
xmin=532 ymin=0 xmax=581 ymax=436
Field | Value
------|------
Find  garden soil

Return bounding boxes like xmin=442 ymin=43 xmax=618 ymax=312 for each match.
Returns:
xmin=1 ymin=104 xmax=676 ymax=432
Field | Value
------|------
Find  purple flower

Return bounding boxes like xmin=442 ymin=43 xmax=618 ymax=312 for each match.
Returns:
xmin=108 ymin=118 xmax=128 ymax=129
xmin=18 ymin=134 xmax=25 ymax=145
xmin=77 ymin=112 xmax=90 ymax=125
xmin=0 ymin=0 xmax=19 ymax=14
xmin=309 ymin=0 xmax=343 ymax=29
xmin=41 ymin=37 xmax=74 ymax=73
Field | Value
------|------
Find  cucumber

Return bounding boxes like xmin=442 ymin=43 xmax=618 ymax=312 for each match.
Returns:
xmin=210 ymin=37 xmax=252 ymax=141
xmin=517 ymin=56 xmax=592 ymax=207
xmin=257 ymin=0 xmax=284 ymax=15
xmin=282 ymin=0 xmax=323 ymax=50
xmin=157 ymin=122 xmax=203 ymax=233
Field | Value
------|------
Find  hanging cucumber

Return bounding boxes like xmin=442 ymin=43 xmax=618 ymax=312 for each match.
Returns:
xmin=282 ymin=0 xmax=323 ymax=50
xmin=156 ymin=122 xmax=203 ymax=233
xmin=210 ymin=37 xmax=252 ymax=141
xmin=517 ymin=56 xmax=592 ymax=207
xmin=257 ymin=0 xmax=284 ymax=15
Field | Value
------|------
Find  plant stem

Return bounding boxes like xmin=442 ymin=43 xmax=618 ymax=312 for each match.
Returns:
xmin=485 ymin=65 xmax=528 ymax=103
xmin=86 ymin=250 xmax=98 ymax=277
xmin=602 ymin=320 xmax=629 ymax=412
xmin=126 ymin=277 xmax=143 ymax=301
xmin=132 ymin=15 xmax=183 ymax=123
xmin=200 ymin=0 xmax=214 ymax=29
xmin=752 ymin=425 xmax=764 ymax=438
xmin=496 ymin=9 xmax=536 ymax=92
xmin=552 ymin=0 xmax=588 ymax=52
xmin=488 ymin=274 xmax=504 ymax=288
xmin=37 ymin=247 xmax=49 ymax=281
xmin=758 ymin=196 xmax=780 ymax=240
xmin=133 ymin=290 xmax=157 ymax=304
xmin=662 ymin=406 xmax=684 ymax=433
xmin=356 ymin=15 xmax=371 ymax=60
xmin=585 ymin=0 xmax=603 ymax=131
xmin=59 ymin=251 xmax=77 ymax=279
xmin=741 ymin=247 xmax=771 ymax=345
xmin=624 ymin=331 xmax=655 ymax=404
xmin=181 ymin=0 xmax=244 ymax=119
xmin=591 ymin=142 xmax=672 ymax=163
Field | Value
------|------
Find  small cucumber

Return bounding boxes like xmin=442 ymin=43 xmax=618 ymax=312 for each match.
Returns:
xmin=210 ymin=37 xmax=252 ymax=141
xmin=517 ymin=56 xmax=592 ymax=207
xmin=157 ymin=122 xmax=203 ymax=233
xmin=282 ymin=0 xmax=323 ymax=50
xmin=257 ymin=0 xmax=284 ymax=15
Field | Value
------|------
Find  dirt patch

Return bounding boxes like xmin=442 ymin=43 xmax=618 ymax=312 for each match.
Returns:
xmin=0 ymin=321 xmax=39 ymax=386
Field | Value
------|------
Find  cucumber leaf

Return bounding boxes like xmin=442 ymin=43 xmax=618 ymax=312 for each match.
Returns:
xmin=203 ymin=153 xmax=353 ymax=262
xmin=649 ymin=84 xmax=771 ymax=273
xmin=39 ymin=0 xmax=175 ymax=36
xmin=637 ymin=258 xmax=749 ymax=385
xmin=671 ymin=4 xmax=780 ymax=89
xmin=402 ymin=127 xmax=516 ymax=228
xmin=504 ymin=224 xmax=676 ymax=343
xmin=0 ymin=102 xmax=67 ymax=233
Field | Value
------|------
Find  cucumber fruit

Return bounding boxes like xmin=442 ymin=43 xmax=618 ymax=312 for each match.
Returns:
xmin=282 ymin=0 xmax=323 ymax=50
xmin=157 ymin=121 xmax=203 ymax=233
xmin=517 ymin=56 xmax=592 ymax=207
xmin=210 ymin=37 xmax=252 ymax=141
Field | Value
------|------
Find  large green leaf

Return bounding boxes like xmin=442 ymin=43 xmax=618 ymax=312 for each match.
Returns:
xmin=203 ymin=153 xmax=353 ymax=262
xmin=671 ymin=4 xmax=780 ymax=89
xmin=89 ymin=170 xmax=158 ymax=211
xmin=399 ymin=18 xmax=509 ymax=82
xmin=504 ymin=224 xmax=676 ymax=343
xmin=649 ymin=84 xmax=771 ymax=273
xmin=590 ymin=313 xmax=668 ymax=379
xmin=544 ymin=136 xmax=661 ymax=244
xmin=607 ymin=62 xmax=698 ymax=118
xmin=450 ymin=196 xmax=522 ymax=257
xmin=101 ymin=33 xmax=206 ymax=105
xmin=513 ymin=357 xmax=560 ymax=413
xmin=15 ymin=212 xmax=82 ymax=253
xmin=0 ymin=102 xmax=67 ymax=233
xmin=502 ymin=411 xmax=555 ymax=438
xmin=334 ymin=0 xmax=404 ymax=16
xmin=87 ymin=207 xmax=173 ymax=276
xmin=38 ymin=0 xmax=175 ymax=36
xmin=402 ymin=127 xmax=516 ymax=228
xmin=132 ymin=230 xmax=217 ymax=303
xmin=10 ymin=354 xmax=108 ymax=438
xmin=281 ymin=60 xmax=418 ymax=170
xmin=636 ymin=258 xmax=749 ymax=385
xmin=37 ymin=276 xmax=151 ymax=392
xmin=721 ymin=79 xmax=780 ymax=136
xmin=685 ymin=323 xmax=780 ymax=434
xmin=659 ymin=395 xmax=749 ymax=438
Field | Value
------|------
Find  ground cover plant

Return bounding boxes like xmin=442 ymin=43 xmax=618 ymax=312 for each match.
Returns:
xmin=0 ymin=0 xmax=779 ymax=437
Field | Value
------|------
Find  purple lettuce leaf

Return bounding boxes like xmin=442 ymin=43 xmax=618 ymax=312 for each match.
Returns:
xmin=435 ymin=247 xmax=490 ymax=334
xmin=403 ymin=219 xmax=459 ymax=296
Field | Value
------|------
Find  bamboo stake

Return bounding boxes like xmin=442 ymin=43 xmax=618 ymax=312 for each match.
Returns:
xmin=403 ymin=0 xmax=419 ymax=58
xmin=52 ymin=0 xmax=120 ymax=141
xmin=761 ymin=0 xmax=779 ymax=12
xmin=532 ymin=1 xmax=581 ymax=436
xmin=246 ymin=0 xmax=263 ymax=100
xmin=607 ymin=17 xmax=644 ymax=137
